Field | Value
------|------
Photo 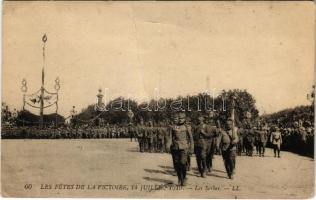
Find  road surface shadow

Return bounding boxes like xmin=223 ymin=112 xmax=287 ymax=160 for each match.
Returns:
xmin=207 ymin=173 xmax=228 ymax=179
xmin=212 ymin=169 xmax=226 ymax=173
xmin=143 ymin=176 xmax=174 ymax=185
xmin=159 ymin=165 xmax=173 ymax=170
xmin=144 ymin=168 xmax=170 ymax=175
xmin=145 ymin=167 xmax=199 ymax=178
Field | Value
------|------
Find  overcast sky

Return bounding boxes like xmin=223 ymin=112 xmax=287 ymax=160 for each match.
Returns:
xmin=2 ymin=1 xmax=315 ymax=117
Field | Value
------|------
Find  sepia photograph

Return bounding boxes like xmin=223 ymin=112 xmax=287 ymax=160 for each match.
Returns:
xmin=1 ymin=1 xmax=315 ymax=198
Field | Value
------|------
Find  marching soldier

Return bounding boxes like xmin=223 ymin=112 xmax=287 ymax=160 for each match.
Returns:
xmin=237 ymin=125 xmax=245 ymax=156
xmin=254 ymin=126 xmax=260 ymax=155
xmin=205 ymin=113 xmax=219 ymax=173
xmin=217 ymin=118 xmax=239 ymax=179
xmin=146 ymin=122 xmax=154 ymax=152
xmin=169 ymin=112 xmax=194 ymax=186
xmin=186 ymin=116 xmax=193 ymax=171
xmin=193 ymin=116 xmax=208 ymax=178
xmin=137 ymin=120 xmax=146 ymax=152
xmin=244 ymin=123 xmax=255 ymax=156
xmin=157 ymin=125 xmax=165 ymax=153
xmin=270 ymin=126 xmax=282 ymax=158
xmin=215 ymin=120 xmax=223 ymax=155
xmin=106 ymin=126 xmax=110 ymax=138
xmin=152 ymin=126 xmax=158 ymax=152
xmin=164 ymin=124 xmax=172 ymax=153
xmin=128 ymin=123 xmax=134 ymax=142
xmin=256 ymin=124 xmax=268 ymax=157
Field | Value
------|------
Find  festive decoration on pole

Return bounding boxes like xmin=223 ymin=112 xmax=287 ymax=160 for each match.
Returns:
xmin=231 ymin=93 xmax=237 ymax=129
xmin=21 ymin=34 xmax=60 ymax=128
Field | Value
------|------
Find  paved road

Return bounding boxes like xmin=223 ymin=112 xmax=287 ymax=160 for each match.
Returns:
xmin=1 ymin=139 xmax=314 ymax=198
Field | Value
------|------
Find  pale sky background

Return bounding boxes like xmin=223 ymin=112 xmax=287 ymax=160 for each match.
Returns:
xmin=2 ymin=1 xmax=315 ymax=117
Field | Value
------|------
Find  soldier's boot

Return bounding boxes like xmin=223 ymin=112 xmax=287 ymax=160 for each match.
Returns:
xmin=186 ymin=156 xmax=191 ymax=171
xmin=230 ymin=173 xmax=234 ymax=180
xmin=182 ymin=169 xmax=187 ymax=186
xmin=208 ymin=157 xmax=213 ymax=172
xmin=274 ymin=148 xmax=277 ymax=157
xmin=177 ymin=173 xmax=181 ymax=185
xmin=176 ymin=169 xmax=183 ymax=186
xmin=182 ymin=177 xmax=187 ymax=186
xmin=178 ymin=178 xmax=181 ymax=186
xmin=201 ymin=170 xmax=206 ymax=178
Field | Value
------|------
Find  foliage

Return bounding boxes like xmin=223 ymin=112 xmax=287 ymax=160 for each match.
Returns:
xmin=75 ymin=89 xmax=259 ymax=126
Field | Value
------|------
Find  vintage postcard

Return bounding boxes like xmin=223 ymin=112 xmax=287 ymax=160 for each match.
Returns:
xmin=1 ymin=1 xmax=315 ymax=198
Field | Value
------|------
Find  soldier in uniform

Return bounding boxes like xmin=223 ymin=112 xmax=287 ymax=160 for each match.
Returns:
xmin=217 ymin=118 xmax=239 ymax=179
xmin=237 ymin=124 xmax=245 ymax=156
xmin=205 ymin=112 xmax=219 ymax=173
xmin=244 ymin=123 xmax=255 ymax=156
xmin=152 ymin=125 xmax=158 ymax=152
xmin=254 ymin=126 xmax=260 ymax=155
xmin=128 ymin=123 xmax=134 ymax=142
xmin=157 ymin=125 xmax=165 ymax=153
xmin=256 ymin=124 xmax=268 ymax=157
xmin=169 ymin=112 xmax=194 ymax=186
xmin=164 ymin=122 xmax=172 ymax=153
xmin=193 ymin=116 xmax=208 ymax=178
xmin=137 ymin=120 xmax=146 ymax=152
xmin=186 ymin=116 xmax=193 ymax=171
xmin=215 ymin=120 xmax=223 ymax=155
xmin=270 ymin=126 xmax=282 ymax=158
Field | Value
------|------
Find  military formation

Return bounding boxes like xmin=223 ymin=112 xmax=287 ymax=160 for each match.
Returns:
xmin=128 ymin=112 xmax=239 ymax=185
xmin=129 ymin=112 xmax=314 ymax=186
xmin=1 ymin=112 xmax=314 ymax=186
xmin=1 ymin=125 xmax=132 ymax=139
xmin=131 ymin=120 xmax=170 ymax=153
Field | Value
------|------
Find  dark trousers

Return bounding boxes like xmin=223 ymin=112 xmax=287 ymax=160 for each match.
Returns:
xmin=222 ymin=150 xmax=236 ymax=178
xmin=206 ymin=141 xmax=215 ymax=170
xmin=187 ymin=154 xmax=191 ymax=170
xmin=171 ymin=149 xmax=189 ymax=185
xmin=139 ymin=138 xmax=145 ymax=152
xmin=147 ymin=138 xmax=153 ymax=152
xmin=195 ymin=146 xmax=207 ymax=175
xmin=258 ymin=142 xmax=266 ymax=156
xmin=157 ymin=139 xmax=164 ymax=152
xmin=237 ymin=138 xmax=244 ymax=155
xmin=255 ymin=141 xmax=260 ymax=154
xmin=273 ymin=144 xmax=281 ymax=157
xmin=245 ymin=142 xmax=254 ymax=156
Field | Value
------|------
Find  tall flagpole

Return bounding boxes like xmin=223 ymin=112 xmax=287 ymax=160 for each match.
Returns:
xmin=39 ymin=34 xmax=47 ymax=128
xmin=231 ymin=94 xmax=236 ymax=130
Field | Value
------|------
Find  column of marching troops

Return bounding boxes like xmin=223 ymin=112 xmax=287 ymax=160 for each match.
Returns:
xmin=131 ymin=112 xmax=314 ymax=186
xmin=2 ymin=125 xmax=133 ymax=139
xmin=132 ymin=112 xmax=240 ymax=186
xmin=1 ymin=112 xmax=314 ymax=186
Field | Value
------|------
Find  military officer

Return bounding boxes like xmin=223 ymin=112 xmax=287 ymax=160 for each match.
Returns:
xmin=270 ymin=126 xmax=282 ymax=158
xmin=169 ymin=112 xmax=194 ymax=186
xmin=193 ymin=116 xmax=208 ymax=178
xmin=217 ymin=118 xmax=239 ymax=179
